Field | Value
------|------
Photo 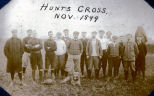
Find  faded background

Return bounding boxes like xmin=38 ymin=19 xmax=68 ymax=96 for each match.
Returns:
xmin=0 ymin=0 xmax=154 ymax=96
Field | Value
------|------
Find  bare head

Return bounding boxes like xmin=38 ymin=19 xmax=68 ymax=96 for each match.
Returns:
xmin=73 ymin=31 xmax=79 ymax=39
xmin=106 ymin=31 xmax=112 ymax=39
xmin=12 ymin=29 xmax=18 ymax=38
xmin=56 ymin=32 xmax=62 ymax=39
xmin=99 ymin=30 xmax=105 ymax=38
xmin=48 ymin=31 xmax=53 ymax=38
xmin=126 ymin=34 xmax=132 ymax=41
xmin=81 ymin=32 xmax=87 ymax=38
xmin=91 ymin=31 xmax=97 ymax=39
xmin=27 ymin=29 xmax=33 ymax=37
xmin=63 ymin=29 xmax=69 ymax=37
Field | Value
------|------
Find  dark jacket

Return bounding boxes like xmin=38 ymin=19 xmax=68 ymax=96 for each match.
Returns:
xmin=80 ymin=38 xmax=88 ymax=52
xmin=29 ymin=37 xmax=42 ymax=53
xmin=107 ymin=42 xmax=121 ymax=57
xmin=86 ymin=38 xmax=102 ymax=56
xmin=44 ymin=38 xmax=57 ymax=56
xmin=4 ymin=37 xmax=24 ymax=72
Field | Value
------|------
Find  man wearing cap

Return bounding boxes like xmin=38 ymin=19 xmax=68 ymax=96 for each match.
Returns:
xmin=98 ymin=30 xmax=108 ymax=78
xmin=62 ymin=29 xmax=72 ymax=76
xmin=123 ymin=34 xmax=139 ymax=82
xmin=4 ymin=29 xmax=25 ymax=86
xmin=107 ymin=35 xmax=121 ymax=79
xmin=55 ymin=32 xmax=66 ymax=79
xmin=44 ymin=31 xmax=57 ymax=80
xmin=135 ymin=35 xmax=147 ymax=80
xmin=86 ymin=31 xmax=102 ymax=79
xmin=61 ymin=31 xmax=83 ymax=83
xmin=29 ymin=31 xmax=43 ymax=83
xmin=22 ymin=29 xmax=33 ymax=79
xmin=80 ymin=32 xmax=89 ymax=77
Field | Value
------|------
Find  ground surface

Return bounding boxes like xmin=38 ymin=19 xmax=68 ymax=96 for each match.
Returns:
xmin=0 ymin=40 xmax=154 ymax=96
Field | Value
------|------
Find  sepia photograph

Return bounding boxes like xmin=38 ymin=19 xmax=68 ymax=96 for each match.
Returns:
xmin=0 ymin=0 xmax=154 ymax=96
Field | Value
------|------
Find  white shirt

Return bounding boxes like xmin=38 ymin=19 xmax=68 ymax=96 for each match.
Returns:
xmin=99 ymin=37 xmax=111 ymax=50
xmin=91 ymin=39 xmax=97 ymax=56
xmin=55 ymin=39 xmax=66 ymax=55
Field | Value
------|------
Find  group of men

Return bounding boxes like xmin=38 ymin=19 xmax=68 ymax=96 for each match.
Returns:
xmin=4 ymin=28 xmax=147 ymax=86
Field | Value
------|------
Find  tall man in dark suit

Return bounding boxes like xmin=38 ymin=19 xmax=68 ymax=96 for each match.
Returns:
xmin=80 ymin=32 xmax=88 ymax=77
xmin=135 ymin=35 xmax=147 ymax=80
xmin=4 ymin=29 xmax=25 ymax=86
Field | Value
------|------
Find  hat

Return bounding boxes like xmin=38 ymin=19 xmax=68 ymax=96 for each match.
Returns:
xmin=91 ymin=31 xmax=97 ymax=34
xmin=106 ymin=31 xmax=112 ymax=35
xmin=63 ymin=29 xmax=69 ymax=32
xmin=73 ymin=31 xmax=79 ymax=35
xmin=12 ymin=29 xmax=17 ymax=33
xmin=81 ymin=32 xmax=87 ymax=33
xmin=56 ymin=32 xmax=62 ymax=36
xmin=27 ymin=29 xmax=32 ymax=33
xmin=99 ymin=30 xmax=105 ymax=34
xmin=112 ymin=35 xmax=118 ymax=40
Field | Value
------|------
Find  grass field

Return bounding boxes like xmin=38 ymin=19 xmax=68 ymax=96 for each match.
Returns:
xmin=0 ymin=40 xmax=154 ymax=96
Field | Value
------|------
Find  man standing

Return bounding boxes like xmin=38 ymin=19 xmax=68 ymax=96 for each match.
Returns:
xmin=119 ymin=35 xmax=125 ymax=74
xmin=86 ymin=31 xmax=102 ymax=79
xmin=22 ymin=29 xmax=33 ymax=78
xmin=80 ymin=32 xmax=88 ymax=77
xmin=29 ymin=31 xmax=43 ymax=83
xmin=98 ymin=30 xmax=108 ymax=78
xmin=62 ymin=29 xmax=71 ymax=76
xmin=107 ymin=36 xmax=121 ymax=79
xmin=44 ymin=31 xmax=57 ymax=80
xmin=4 ymin=29 xmax=24 ymax=86
xmin=55 ymin=32 xmax=66 ymax=79
xmin=135 ymin=35 xmax=147 ymax=80
xmin=123 ymin=34 xmax=139 ymax=82
xmin=61 ymin=31 xmax=83 ymax=83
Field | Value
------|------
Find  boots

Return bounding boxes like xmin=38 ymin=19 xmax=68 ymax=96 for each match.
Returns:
xmin=39 ymin=70 xmax=43 ymax=83
xmin=132 ymin=71 xmax=136 ymax=82
xmin=87 ymin=70 xmax=91 ymax=79
xmin=124 ymin=70 xmax=128 ymax=81
xmin=95 ymin=69 xmax=99 ymax=79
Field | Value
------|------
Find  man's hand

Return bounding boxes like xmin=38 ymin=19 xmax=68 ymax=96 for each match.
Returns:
xmin=99 ymin=56 xmax=102 ymax=59
xmin=87 ymin=56 xmax=89 ymax=59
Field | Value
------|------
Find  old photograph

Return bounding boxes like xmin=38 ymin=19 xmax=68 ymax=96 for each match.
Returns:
xmin=0 ymin=0 xmax=154 ymax=96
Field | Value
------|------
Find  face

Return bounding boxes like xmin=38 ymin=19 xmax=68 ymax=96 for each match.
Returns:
xmin=92 ymin=32 xmax=97 ymax=38
xmin=137 ymin=36 xmax=142 ymax=42
xmin=120 ymin=36 xmax=124 ymax=42
xmin=106 ymin=32 xmax=112 ymax=39
xmin=99 ymin=31 xmax=105 ymax=38
xmin=63 ymin=30 xmax=69 ymax=37
xmin=57 ymin=33 xmax=62 ymax=39
xmin=12 ymin=30 xmax=18 ymax=38
xmin=48 ymin=31 xmax=53 ymax=37
xmin=33 ymin=32 xmax=37 ymax=38
xmin=27 ymin=30 xmax=33 ymax=37
xmin=127 ymin=34 xmax=132 ymax=41
xmin=73 ymin=33 xmax=79 ymax=39
xmin=82 ymin=32 xmax=87 ymax=37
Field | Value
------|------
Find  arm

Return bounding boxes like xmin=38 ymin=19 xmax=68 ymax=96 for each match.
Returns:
xmin=86 ymin=40 xmax=89 ymax=56
xmin=98 ymin=40 xmax=102 ymax=56
xmin=4 ymin=40 xmax=9 ymax=58
xmin=134 ymin=43 xmax=139 ymax=58
xmin=20 ymin=40 xmax=24 ymax=57
xmin=63 ymin=41 xmax=66 ymax=54
xmin=80 ymin=40 xmax=83 ymax=55
xmin=67 ymin=41 xmax=71 ymax=54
